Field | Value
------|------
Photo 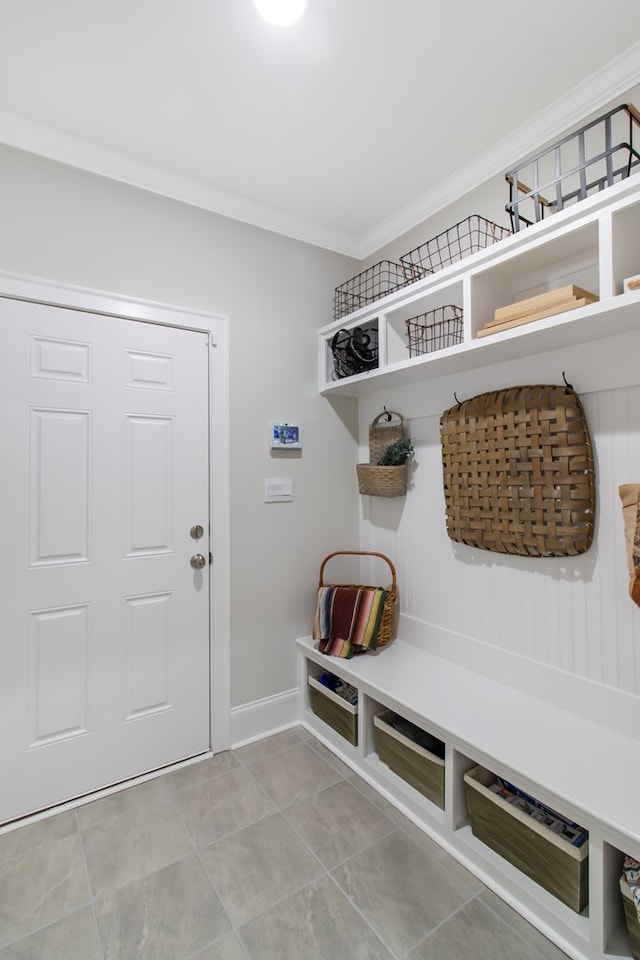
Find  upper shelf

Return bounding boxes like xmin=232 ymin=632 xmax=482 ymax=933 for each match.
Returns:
xmin=319 ymin=172 xmax=640 ymax=396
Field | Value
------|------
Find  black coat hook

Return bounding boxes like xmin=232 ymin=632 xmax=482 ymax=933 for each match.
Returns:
xmin=383 ymin=405 xmax=392 ymax=421
xmin=562 ymin=371 xmax=574 ymax=391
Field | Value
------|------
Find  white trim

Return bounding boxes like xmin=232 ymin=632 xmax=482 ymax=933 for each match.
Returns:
xmin=230 ymin=689 xmax=300 ymax=748
xmin=1 ymin=44 xmax=639 ymax=259
xmin=0 ymin=268 xmax=232 ymax=755
xmin=0 ymin=111 xmax=360 ymax=259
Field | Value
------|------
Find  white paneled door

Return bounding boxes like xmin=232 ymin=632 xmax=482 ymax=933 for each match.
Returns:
xmin=0 ymin=299 xmax=211 ymax=823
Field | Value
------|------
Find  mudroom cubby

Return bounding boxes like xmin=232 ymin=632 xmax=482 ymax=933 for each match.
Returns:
xmin=318 ymin=170 xmax=640 ymax=396
xmin=611 ymin=198 xmax=640 ymax=294
xmin=467 ymin=219 xmax=600 ymax=338
xmin=383 ymin=279 xmax=465 ymax=366
xmin=463 ymin=764 xmax=589 ymax=913
xmin=305 ymin=663 xmax=359 ymax=747
xmin=297 ymin=633 xmax=640 ymax=960
xmin=373 ymin=710 xmax=445 ymax=810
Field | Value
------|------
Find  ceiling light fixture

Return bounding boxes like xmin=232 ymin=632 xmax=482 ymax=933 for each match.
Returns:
xmin=255 ymin=0 xmax=306 ymax=26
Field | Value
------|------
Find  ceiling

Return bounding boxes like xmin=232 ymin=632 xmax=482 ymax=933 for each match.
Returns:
xmin=1 ymin=0 xmax=640 ymax=258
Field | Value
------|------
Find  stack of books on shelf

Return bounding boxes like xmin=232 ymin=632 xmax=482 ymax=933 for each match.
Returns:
xmin=478 ymin=284 xmax=599 ymax=338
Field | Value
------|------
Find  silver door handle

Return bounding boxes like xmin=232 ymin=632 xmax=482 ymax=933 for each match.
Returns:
xmin=190 ymin=554 xmax=207 ymax=569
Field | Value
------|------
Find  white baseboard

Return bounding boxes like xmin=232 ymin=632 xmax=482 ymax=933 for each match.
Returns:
xmin=229 ymin=688 xmax=300 ymax=749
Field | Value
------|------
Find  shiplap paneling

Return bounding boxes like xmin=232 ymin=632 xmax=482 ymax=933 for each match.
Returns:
xmin=359 ymin=370 xmax=640 ymax=699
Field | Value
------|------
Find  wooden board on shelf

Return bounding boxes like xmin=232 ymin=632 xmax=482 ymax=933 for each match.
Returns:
xmin=477 ymin=298 xmax=592 ymax=338
xmin=491 ymin=284 xmax=598 ymax=327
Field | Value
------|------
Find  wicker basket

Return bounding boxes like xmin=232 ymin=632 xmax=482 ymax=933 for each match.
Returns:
xmin=357 ymin=411 xmax=408 ymax=498
xmin=318 ymin=551 xmax=397 ymax=649
xmin=356 ymin=463 xmax=407 ymax=497
xmin=440 ymin=385 xmax=595 ymax=557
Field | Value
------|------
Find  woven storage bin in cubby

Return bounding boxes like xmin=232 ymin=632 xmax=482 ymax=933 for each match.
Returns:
xmin=464 ymin=765 xmax=589 ymax=913
xmin=620 ymin=875 xmax=640 ymax=960
xmin=374 ymin=711 xmax=445 ymax=808
xmin=307 ymin=675 xmax=358 ymax=745
xmin=357 ymin=411 xmax=408 ymax=498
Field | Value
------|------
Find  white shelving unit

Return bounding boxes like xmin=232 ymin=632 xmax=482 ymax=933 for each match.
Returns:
xmin=308 ymin=173 xmax=640 ymax=959
xmin=297 ymin=634 xmax=639 ymax=960
xmin=319 ymin=172 xmax=640 ymax=397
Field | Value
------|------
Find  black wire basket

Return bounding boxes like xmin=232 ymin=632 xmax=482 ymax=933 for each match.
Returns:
xmin=505 ymin=102 xmax=640 ymax=231
xmin=400 ymin=215 xmax=511 ymax=274
xmin=333 ymin=260 xmax=426 ymax=321
xmin=405 ymin=306 xmax=463 ymax=358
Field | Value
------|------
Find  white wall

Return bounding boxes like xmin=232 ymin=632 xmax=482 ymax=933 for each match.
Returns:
xmin=358 ymin=333 xmax=640 ymax=703
xmin=0 ymin=144 xmax=360 ymax=710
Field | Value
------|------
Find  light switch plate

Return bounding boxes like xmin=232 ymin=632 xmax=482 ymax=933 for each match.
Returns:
xmin=264 ymin=477 xmax=293 ymax=502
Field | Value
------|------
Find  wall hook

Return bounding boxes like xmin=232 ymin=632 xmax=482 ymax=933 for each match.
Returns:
xmin=383 ymin=405 xmax=392 ymax=421
xmin=562 ymin=371 xmax=574 ymax=391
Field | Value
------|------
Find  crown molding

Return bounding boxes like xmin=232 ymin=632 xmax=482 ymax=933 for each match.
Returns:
xmin=356 ymin=41 xmax=640 ymax=259
xmin=0 ymin=109 xmax=361 ymax=258
xmin=2 ymin=40 xmax=640 ymax=262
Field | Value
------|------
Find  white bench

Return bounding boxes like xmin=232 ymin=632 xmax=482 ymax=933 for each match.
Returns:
xmin=297 ymin=620 xmax=640 ymax=960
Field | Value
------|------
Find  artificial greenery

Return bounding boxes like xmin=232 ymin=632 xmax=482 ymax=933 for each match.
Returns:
xmin=377 ymin=437 xmax=414 ymax=466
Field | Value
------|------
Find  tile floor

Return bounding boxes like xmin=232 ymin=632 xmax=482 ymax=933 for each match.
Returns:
xmin=0 ymin=726 xmax=571 ymax=960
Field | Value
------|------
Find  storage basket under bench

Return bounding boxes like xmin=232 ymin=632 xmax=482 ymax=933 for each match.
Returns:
xmin=464 ymin=765 xmax=589 ymax=913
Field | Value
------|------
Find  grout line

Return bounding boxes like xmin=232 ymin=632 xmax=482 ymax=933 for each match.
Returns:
xmin=478 ymin=890 xmax=567 ymax=960
xmin=73 ymin=809 xmax=106 ymax=960
xmin=396 ymin=893 xmax=483 ymax=959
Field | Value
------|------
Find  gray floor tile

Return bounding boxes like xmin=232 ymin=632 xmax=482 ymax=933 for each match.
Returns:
xmin=80 ymin=797 xmax=193 ymax=897
xmin=285 ymin=779 xmax=395 ymax=869
xmin=0 ymin=811 xmax=78 ymax=866
xmin=407 ymin=895 xmax=557 ymax=959
xmin=201 ymin=812 xmax=323 ymax=926
xmin=479 ymin=889 xmax=571 ymax=959
xmin=233 ymin=728 xmax=306 ymax=765
xmin=76 ymin=776 xmax=175 ymax=830
xmin=192 ymin=932 xmax=249 ymax=959
xmin=0 ymin=730 xmax=573 ymax=960
xmin=306 ymin=739 xmax=354 ymax=777
xmin=0 ymin=816 xmax=89 ymax=948
xmin=173 ymin=766 xmax=275 ymax=847
xmin=239 ymin=875 xmax=394 ymax=960
xmin=95 ymin=854 xmax=231 ymax=960
xmin=347 ymin=773 xmax=415 ymax=828
xmin=246 ymin=741 xmax=343 ymax=808
xmin=0 ymin=907 xmax=100 ymax=960
xmin=163 ymin=752 xmax=239 ymax=793
xmin=331 ymin=829 xmax=477 ymax=956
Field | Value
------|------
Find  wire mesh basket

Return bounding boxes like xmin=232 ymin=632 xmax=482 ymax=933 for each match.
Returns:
xmin=505 ymin=103 xmax=640 ymax=231
xmin=400 ymin=215 xmax=511 ymax=274
xmin=333 ymin=260 xmax=426 ymax=320
xmin=405 ymin=306 xmax=464 ymax=357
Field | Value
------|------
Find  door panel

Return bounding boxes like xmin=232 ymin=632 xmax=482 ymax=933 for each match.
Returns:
xmin=0 ymin=299 xmax=211 ymax=823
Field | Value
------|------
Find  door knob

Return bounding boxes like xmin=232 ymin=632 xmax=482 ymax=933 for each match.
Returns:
xmin=190 ymin=553 xmax=207 ymax=569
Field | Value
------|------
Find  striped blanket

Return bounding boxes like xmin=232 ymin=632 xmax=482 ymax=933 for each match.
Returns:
xmin=313 ymin=586 xmax=388 ymax=658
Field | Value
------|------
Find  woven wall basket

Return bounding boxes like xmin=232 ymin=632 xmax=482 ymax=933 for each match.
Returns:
xmin=440 ymin=385 xmax=595 ymax=557
xmin=357 ymin=411 xmax=408 ymax=498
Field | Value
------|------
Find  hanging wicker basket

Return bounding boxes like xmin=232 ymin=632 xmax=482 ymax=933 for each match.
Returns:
xmin=356 ymin=463 xmax=408 ymax=497
xmin=357 ymin=411 xmax=408 ymax=497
